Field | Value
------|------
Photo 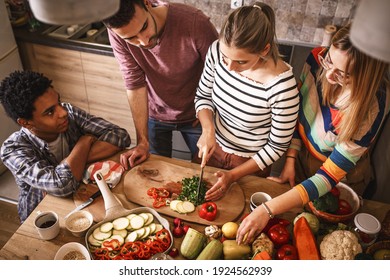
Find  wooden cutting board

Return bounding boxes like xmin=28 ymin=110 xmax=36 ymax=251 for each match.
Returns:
xmin=123 ymin=159 xmax=245 ymax=226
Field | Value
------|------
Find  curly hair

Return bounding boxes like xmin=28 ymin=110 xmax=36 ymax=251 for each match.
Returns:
xmin=0 ymin=70 xmax=52 ymax=122
xmin=102 ymin=0 xmax=147 ymax=29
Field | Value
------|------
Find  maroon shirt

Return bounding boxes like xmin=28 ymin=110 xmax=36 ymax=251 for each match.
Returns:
xmin=108 ymin=3 xmax=218 ymax=123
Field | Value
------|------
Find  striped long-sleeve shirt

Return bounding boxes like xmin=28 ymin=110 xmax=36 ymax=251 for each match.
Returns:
xmin=294 ymin=47 xmax=390 ymax=203
xmin=195 ymin=41 xmax=299 ymax=170
xmin=1 ymin=103 xmax=131 ymax=223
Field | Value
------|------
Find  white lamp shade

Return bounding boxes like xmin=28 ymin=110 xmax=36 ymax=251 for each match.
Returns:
xmin=350 ymin=0 xmax=390 ymax=63
xmin=29 ymin=0 xmax=120 ymax=25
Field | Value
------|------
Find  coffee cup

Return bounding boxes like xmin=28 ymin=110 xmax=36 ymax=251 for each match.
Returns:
xmin=34 ymin=211 xmax=60 ymax=240
xmin=250 ymin=192 xmax=272 ymax=212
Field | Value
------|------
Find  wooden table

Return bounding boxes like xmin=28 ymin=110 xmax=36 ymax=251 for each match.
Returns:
xmin=1 ymin=154 xmax=389 ymax=260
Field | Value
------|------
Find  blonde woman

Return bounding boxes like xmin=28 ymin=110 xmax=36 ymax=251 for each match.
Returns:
xmin=195 ymin=2 xmax=299 ymax=201
xmin=237 ymin=24 xmax=390 ymax=244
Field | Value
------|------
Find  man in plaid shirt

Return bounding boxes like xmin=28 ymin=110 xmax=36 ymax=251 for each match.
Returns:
xmin=0 ymin=71 xmax=131 ymax=223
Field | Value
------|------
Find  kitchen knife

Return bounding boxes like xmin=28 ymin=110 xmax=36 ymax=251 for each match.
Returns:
xmin=65 ymin=189 xmax=102 ymax=219
xmin=196 ymin=164 xmax=204 ymax=205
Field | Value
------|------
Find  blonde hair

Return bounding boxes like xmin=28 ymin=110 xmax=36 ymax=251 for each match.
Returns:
xmin=219 ymin=1 xmax=280 ymax=65
xmin=320 ymin=24 xmax=389 ymax=142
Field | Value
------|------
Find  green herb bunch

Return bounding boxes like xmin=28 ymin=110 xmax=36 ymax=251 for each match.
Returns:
xmin=177 ymin=175 xmax=208 ymax=206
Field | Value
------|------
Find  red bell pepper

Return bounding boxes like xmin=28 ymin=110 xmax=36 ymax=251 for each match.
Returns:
xmin=267 ymin=223 xmax=290 ymax=247
xmin=198 ymin=202 xmax=218 ymax=221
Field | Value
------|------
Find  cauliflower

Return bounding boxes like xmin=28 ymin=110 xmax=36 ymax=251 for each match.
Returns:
xmin=320 ymin=230 xmax=362 ymax=260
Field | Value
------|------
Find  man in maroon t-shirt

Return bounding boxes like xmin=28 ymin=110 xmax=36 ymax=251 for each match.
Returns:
xmin=103 ymin=0 xmax=218 ymax=169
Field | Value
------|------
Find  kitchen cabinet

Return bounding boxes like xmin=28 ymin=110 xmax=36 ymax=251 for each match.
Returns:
xmin=81 ymin=52 xmax=136 ymax=141
xmin=17 ymin=42 xmax=136 ymax=146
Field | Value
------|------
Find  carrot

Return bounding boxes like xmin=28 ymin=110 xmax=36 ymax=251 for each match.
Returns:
xmin=293 ymin=216 xmax=321 ymax=260
xmin=252 ymin=250 xmax=272 ymax=260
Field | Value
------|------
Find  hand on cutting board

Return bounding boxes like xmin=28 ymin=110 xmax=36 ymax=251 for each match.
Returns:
xmin=205 ymin=170 xmax=232 ymax=201
xmin=120 ymin=143 xmax=150 ymax=170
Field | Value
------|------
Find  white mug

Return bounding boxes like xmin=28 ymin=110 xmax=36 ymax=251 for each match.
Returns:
xmin=250 ymin=192 xmax=272 ymax=212
xmin=34 ymin=211 xmax=60 ymax=240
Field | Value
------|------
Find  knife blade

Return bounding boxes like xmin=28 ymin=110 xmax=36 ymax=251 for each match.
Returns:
xmin=196 ymin=165 xmax=204 ymax=205
xmin=65 ymin=189 xmax=102 ymax=219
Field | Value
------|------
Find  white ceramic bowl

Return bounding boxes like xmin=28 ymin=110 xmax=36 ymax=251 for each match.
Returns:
xmin=250 ymin=192 xmax=272 ymax=212
xmin=54 ymin=242 xmax=91 ymax=260
xmin=65 ymin=210 xmax=93 ymax=237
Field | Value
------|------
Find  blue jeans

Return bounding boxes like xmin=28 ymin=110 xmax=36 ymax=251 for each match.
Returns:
xmin=148 ymin=118 xmax=201 ymax=158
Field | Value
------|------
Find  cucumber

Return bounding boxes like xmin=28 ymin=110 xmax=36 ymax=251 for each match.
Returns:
xmin=180 ymin=228 xmax=207 ymax=259
xmin=196 ymin=239 xmax=223 ymax=260
xmin=112 ymin=217 xmax=130 ymax=230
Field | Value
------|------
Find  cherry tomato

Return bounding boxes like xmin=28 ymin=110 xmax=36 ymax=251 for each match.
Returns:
xmin=277 ymin=244 xmax=298 ymax=260
xmin=337 ymin=199 xmax=352 ymax=215
xmin=267 ymin=224 xmax=290 ymax=247
xmin=329 ymin=187 xmax=340 ymax=197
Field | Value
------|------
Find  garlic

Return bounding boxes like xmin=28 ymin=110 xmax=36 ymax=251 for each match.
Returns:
xmin=204 ymin=225 xmax=222 ymax=239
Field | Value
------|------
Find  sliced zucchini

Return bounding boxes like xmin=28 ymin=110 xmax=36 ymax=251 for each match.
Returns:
xmin=125 ymin=231 xmax=138 ymax=242
xmin=155 ymin=224 xmax=163 ymax=232
xmin=126 ymin=214 xmax=137 ymax=220
xmin=109 ymin=234 xmax=125 ymax=246
xmin=88 ymin=232 xmax=102 ymax=247
xmin=144 ymin=213 xmax=154 ymax=226
xmin=169 ymin=200 xmax=181 ymax=211
xmin=182 ymin=201 xmax=195 ymax=213
xmin=140 ymin=226 xmax=151 ymax=239
xmin=175 ymin=201 xmax=186 ymax=214
xmin=93 ymin=227 xmax=112 ymax=241
xmin=134 ymin=227 xmax=145 ymax=238
xmin=100 ymin=222 xmax=114 ymax=233
xmin=113 ymin=229 xmax=128 ymax=238
xmin=139 ymin=213 xmax=149 ymax=222
xmin=130 ymin=215 xmax=145 ymax=229
xmin=148 ymin=223 xmax=157 ymax=234
xmin=112 ymin=217 xmax=130 ymax=230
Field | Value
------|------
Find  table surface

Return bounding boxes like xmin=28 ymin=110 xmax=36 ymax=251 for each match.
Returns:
xmin=1 ymin=154 xmax=389 ymax=260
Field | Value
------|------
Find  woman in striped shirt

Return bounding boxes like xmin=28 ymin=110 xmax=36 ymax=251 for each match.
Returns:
xmin=237 ymin=24 xmax=390 ymax=244
xmin=194 ymin=2 xmax=299 ymax=201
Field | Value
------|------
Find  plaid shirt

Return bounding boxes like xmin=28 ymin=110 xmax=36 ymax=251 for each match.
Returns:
xmin=1 ymin=103 xmax=131 ymax=223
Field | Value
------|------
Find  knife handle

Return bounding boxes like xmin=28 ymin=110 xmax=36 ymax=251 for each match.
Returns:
xmin=90 ymin=190 xmax=102 ymax=200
